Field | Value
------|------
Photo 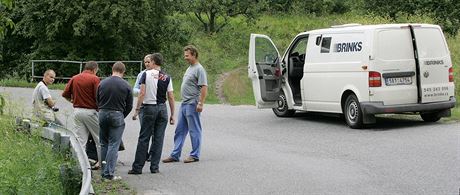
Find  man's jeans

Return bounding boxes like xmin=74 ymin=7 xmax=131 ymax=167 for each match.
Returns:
xmin=99 ymin=110 xmax=125 ymax=178
xmin=170 ymin=103 xmax=202 ymax=160
xmin=132 ymin=104 xmax=168 ymax=172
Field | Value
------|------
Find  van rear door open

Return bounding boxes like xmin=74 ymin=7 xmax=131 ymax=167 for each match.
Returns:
xmin=412 ymin=26 xmax=452 ymax=103
xmin=248 ymin=34 xmax=282 ymax=108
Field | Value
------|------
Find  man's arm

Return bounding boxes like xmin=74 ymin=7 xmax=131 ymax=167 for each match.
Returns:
xmin=196 ymin=85 xmax=207 ymax=112
xmin=132 ymin=72 xmax=142 ymax=95
xmin=167 ymin=91 xmax=175 ymax=124
xmin=124 ymin=88 xmax=133 ymax=118
xmin=62 ymin=79 xmax=73 ymax=103
xmin=132 ymin=84 xmax=145 ymax=120
xmin=45 ymin=97 xmax=55 ymax=108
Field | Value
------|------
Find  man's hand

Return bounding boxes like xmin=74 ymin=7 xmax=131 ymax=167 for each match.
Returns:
xmin=132 ymin=109 xmax=139 ymax=120
xmin=196 ymin=103 xmax=203 ymax=112
xmin=169 ymin=115 xmax=175 ymax=125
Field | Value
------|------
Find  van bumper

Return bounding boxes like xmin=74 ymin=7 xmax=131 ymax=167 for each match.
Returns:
xmin=360 ymin=97 xmax=456 ymax=115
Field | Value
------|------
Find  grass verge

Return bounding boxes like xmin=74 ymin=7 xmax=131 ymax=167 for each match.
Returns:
xmin=92 ymin=173 xmax=135 ymax=195
xmin=0 ymin=115 xmax=66 ymax=194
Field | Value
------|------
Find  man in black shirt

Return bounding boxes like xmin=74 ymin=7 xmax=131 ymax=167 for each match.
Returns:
xmin=97 ymin=61 xmax=133 ymax=181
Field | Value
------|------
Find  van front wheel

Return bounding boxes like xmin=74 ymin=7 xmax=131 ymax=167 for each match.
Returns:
xmin=272 ymin=92 xmax=295 ymax=117
xmin=344 ymin=94 xmax=363 ymax=129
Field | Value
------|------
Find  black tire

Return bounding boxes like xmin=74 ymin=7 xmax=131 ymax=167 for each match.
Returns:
xmin=420 ymin=112 xmax=441 ymax=122
xmin=344 ymin=94 xmax=363 ymax=129
xmin=272 ymin=92 xmax=295 ymax=117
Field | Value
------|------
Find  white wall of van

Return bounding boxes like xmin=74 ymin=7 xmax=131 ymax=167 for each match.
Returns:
xmin=248 ymin=24 xmax=456 ymax=128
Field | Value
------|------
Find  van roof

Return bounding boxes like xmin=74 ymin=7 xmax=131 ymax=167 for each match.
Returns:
xmin=301 ymin=23 xmax=441 ymax=35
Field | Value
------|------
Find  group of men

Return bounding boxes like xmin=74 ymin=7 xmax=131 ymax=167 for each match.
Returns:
xmin=32 ymin=45 xmax=208 ymax=180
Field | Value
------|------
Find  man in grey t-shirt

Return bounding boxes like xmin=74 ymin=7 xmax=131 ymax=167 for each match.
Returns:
xmin=163 ymin=45 xmax=207 ymax=163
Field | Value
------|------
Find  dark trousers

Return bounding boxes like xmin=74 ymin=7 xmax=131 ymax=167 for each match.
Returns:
xmin=99 ymin=110 xmax=125 ymax=178
xmin=132 ymin=104 xmax=168 ymax=172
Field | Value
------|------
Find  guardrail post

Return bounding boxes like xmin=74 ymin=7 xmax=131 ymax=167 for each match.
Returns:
xmin=53 ymin=132 xmax=61 ymax=152
xmin=60 ymin=135 xmax=71 ymax=153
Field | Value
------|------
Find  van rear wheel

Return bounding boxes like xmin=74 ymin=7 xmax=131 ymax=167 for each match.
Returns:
xmin=272 ymin=92 xmax=295 ymax=117
xmin=344 ymin=94 xmax=363 ymax=129
xmin=420 ymin=112 xmax=441 ymax=122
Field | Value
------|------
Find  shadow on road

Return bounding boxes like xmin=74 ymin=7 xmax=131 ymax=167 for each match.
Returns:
xmin=291 ymin=111 xmax=430 ymax=131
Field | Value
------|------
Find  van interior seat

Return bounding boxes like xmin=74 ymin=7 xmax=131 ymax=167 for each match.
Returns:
xmin=288 ymin=53 xmax=304 ymax=79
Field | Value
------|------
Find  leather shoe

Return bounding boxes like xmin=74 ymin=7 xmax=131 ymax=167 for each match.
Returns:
xmin=183 ymin=156 xmax=199 ymax=163
xmin=162 ymin=157 xmax=179 ymax=163
xmin=128 ymin=170 xmax=142 ymax=175
xmin=150 ymin=169 xmax=160 ymax=174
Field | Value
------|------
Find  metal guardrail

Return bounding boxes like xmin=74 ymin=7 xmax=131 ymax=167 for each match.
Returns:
xmin=17 ymin=119 xmax=94 ymax=195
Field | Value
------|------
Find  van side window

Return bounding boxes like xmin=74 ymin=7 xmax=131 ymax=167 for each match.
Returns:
xmin=320 ymin=37 xmax=332 ymax=53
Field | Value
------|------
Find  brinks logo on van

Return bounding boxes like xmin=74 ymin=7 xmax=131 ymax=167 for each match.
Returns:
xmin=334 ymin=42 xmax=362 ymax=52
xmin=424 ymin=60 xmax=444 ymax=65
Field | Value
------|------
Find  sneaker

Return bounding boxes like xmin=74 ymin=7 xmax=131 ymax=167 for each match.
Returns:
xmin=128 ymin=170 xmax=142 ymax=175
xmin=162 ymin=157 xmax=179 ymax=163
xmin=102 ymin=175 xmax=122 ymax=181
xmin=183 ymin=156 xmax=199 ymax=163
xmin=112 ymin=176 xmax=122 ymax=181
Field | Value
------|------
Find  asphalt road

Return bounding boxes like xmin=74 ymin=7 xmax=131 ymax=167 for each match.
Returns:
xmin=1 ymin=86 xmax=458 ymax=195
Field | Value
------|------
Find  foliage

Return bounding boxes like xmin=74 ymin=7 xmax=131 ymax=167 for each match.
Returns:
xmin=0 ymin=115 xmax=66 ymax=194
xmin=177 ymin=0 xmax=267 ymax=34
xmin=0 ymin=93 xmax=4 ymax=115
xmin=0 ymin=0 xmax=14 ymax=39
xmin=363 ymin=0 xmax=460 ymax=35
xmin=267 ymin=0 xmax=357 ymax=15
xmin=0 ymin=0 xmax=189 ymax=79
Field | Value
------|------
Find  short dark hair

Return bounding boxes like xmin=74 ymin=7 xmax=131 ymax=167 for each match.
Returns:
xmin=151 ymin=53 xmax=164 ymax=66
xmin=84 ymin=61 xmax=98 ymax=71
xmin=112 ymin=61 xmax=125 ymax=73
xmin=184 ymin=45 xmax=198 ymax=58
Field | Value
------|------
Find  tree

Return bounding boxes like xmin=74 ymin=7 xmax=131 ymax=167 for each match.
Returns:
xmin=0 ymin=0 xmax=189 ymax=78
xmin=178 ymin=0 xmax=267 ymax=34
xmin=364 ymin=0 xmax=460 ymax=35
xmin=0 ymin=0 xmax=14 ymax=39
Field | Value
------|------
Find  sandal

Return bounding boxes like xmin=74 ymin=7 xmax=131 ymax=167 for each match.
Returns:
xmin=91 ymin=162 xmax=100 ymax=170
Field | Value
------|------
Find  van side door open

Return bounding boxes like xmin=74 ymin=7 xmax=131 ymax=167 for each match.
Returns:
xmin=248 ymin=34 xmax=282 ymax=108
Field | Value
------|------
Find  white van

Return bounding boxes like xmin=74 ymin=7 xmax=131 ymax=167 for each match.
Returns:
xmin=248 ymin=23 xmax=456 ymax=128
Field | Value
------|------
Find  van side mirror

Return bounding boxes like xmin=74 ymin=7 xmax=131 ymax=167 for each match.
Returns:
xmin=315 ymin=36 xmax=322 ymax=46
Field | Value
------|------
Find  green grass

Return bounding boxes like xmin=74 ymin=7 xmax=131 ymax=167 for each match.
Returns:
xmin=0 ymin=78 xmax=67 ymax=90
xmin=0 ymin=115 xmax=66 ymax=194
xmin=92 ymin=174 xmax=135 ymax=195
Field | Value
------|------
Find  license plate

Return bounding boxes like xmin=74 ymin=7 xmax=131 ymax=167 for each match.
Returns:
xmin=385 ymin=77 xmax=412 ymax=86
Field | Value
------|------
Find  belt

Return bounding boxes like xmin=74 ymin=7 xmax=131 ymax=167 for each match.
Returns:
xmin=142 ymin=103 xmax=165 ymax=107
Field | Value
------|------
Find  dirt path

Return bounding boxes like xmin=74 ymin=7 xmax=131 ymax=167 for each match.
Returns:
xmin=215 ymin=67 xmax=245 ymax=104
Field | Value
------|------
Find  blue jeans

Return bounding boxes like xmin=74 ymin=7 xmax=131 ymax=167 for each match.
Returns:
xmin=99 ymin=110 xmax=125 ymax=178
xmin=132 ymin=104 xmax=168 ymax=172
xmin=170 ymin=103 xmax=202 ymax=160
